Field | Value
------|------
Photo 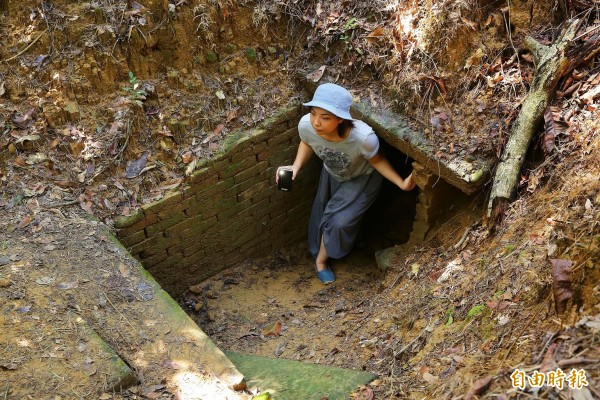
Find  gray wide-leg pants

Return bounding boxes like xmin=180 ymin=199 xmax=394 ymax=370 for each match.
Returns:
xmin=308 ymin=168 xmax=383 ymax=259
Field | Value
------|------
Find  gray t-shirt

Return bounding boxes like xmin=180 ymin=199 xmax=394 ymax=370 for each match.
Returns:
xmin=298 ymin=113 xmax=379 ymax=182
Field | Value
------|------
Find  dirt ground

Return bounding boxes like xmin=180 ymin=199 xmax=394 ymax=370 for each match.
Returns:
xmin=2 ymin=0 xmax=600 ymax=399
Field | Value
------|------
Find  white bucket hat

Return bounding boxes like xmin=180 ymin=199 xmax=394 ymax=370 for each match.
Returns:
xmin=302 ymin=83 xmax=354 ymax=120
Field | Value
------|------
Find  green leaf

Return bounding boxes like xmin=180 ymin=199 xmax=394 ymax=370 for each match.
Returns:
xmin=252 ymin=393 xmax=271 ymax=400
xmin=467 ymin=305 xmax=486 ymax=319
xmin=411 ymin=263 xmax=419 ymax=276
xmin=344 ymin=17 xmax=357 ymax=30
xmin=470 ymin=168 xmax=483 ymax=182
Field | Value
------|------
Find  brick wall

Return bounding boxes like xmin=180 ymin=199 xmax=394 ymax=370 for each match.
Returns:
xmin=114 ymin=106 xmax=320 ymax=295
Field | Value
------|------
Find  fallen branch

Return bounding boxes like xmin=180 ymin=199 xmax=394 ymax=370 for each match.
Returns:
xmin=486 ymin=19 xmax=600 ymax=227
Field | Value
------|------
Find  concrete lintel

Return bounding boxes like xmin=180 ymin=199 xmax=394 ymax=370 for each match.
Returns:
xmin=300 ymin=75 xmax=491 ymax=195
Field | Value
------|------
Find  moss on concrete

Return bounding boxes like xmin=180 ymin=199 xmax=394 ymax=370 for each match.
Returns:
xmin=226 ymin=351 xmax=377 ymax=400
xmin=113 ymin=211 xmax=145 ymax=229
xmin=74 ymin=312 xmax=138 ymax=391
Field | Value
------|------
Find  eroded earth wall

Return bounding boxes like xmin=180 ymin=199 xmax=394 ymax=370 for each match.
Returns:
xmin=114 ymin=106 xmax=319 ymax=294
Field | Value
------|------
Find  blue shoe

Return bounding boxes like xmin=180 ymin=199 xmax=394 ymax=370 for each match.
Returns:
xmin=315 ymin=263 xmax=335 ymax=284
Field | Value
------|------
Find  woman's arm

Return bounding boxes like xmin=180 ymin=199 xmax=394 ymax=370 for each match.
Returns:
xmin=368 ymin=151 xmax=416 ymax=191
xmin=276 ymin=141 xmax=314 ymax=182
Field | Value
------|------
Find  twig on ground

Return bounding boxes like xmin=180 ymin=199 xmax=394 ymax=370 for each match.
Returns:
xmin=92 ymin=118 xmax=132 ymax=180
xmin=394 ymin=318 xmax=435 ymax=358
xmin=236 ymin=332 xmax=260 ymax=341
xmin=533 ymin=331 xmax=558 ymax=363
xmin=4 ymin=30 xmax=48 ymax=62
xmin=102 ymin=291 xmax=137 ymax=333
xmin=502 ymin=300 xmax=548 ymax=364
xmin=453 ymin=218 xmax=482 ymax=249
xmin=557 ymin=357 xmax=599 ymax=367
xmin=43 ymin=200 xmax=79 ymax=209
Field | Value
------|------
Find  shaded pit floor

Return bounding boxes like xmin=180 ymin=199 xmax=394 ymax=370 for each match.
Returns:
xmin=180 ymin=243 xmax=393 ymax=373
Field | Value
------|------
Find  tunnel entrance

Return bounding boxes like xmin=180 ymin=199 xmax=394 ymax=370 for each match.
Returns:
xmin=360 ymin=140 xmax=417 ymax=252
xmin=114 ymin=104 xmax=468 ymax=297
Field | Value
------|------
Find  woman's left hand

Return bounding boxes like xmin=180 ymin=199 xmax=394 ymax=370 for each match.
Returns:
xmin=400 ymin=173 xmax=417 ymax=191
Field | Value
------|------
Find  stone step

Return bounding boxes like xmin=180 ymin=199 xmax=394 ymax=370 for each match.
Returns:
xmin=102 ymin=228 xmax=249 ymax=399
xmin=79 ymin=317 xmax=139 ymax=392
xmin=0 ymin=310 xmax=136 ymax=398
xmin=226 ymin=351 xmax=378 ymax=400
xmin=0 ymin=213 xmax=249 ymax=399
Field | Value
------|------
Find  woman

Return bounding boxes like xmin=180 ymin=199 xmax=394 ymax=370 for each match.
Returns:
xmin=277 ymin=83 xmax=416 ymax=284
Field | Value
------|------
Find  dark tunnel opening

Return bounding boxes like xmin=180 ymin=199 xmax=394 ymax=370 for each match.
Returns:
xmin=359 ymin=139 xmax=418 ymax=253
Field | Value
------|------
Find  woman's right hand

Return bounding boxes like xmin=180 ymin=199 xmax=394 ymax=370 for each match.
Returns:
xmin=277 ymin=142 xmax=314 ymax=183
xmin=276 ymin=165 xmax=298 ymax=183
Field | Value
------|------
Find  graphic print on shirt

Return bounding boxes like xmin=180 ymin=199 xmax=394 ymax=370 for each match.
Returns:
xmin=318 ymin=148 xmax=351 ymax=178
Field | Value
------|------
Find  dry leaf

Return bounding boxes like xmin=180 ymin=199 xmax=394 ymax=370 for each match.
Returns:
xmin=526 ymin=168 xmax=544 ymax=193
xmin=366 ymin=26 xmax=384 ymax=43
xmin=226 ymin=107 xmax=239 ymax=124
xmin=14 ymin=156 xmax=27 ymax=167
xmin=540 ymin=342 xmax=558 ymax=372
xmin=418 ymin=74 xmax=447 ymax=94
xmin=202 ymin=124 xmax=225 ymax=144
xmin=11 ymin=108 xmax=38 ymax=129
xmin=57 ymin=282 xmax=79 ymax=290
xmin=18 ymin=215 xmax=33 ymax=229
xmin=125 ymin=152 xmax=148 ymax=178
xmin=181 ymin=151 xmax=193 ymax=164
xmin=521 ymin=52 xmax=534 ymax=62
xmin=36 ymin=276 xmax=56 ymax=285
xmin=461 ymin=16 xmax=478 ymax=30
xmin=14 ymin=134 xmax=40 ymax=144
xmin=185 ymin=159 xmax=197 ymax=176
xmin=119 ymin=262 xmax=130 ymax=278
xmin=581 ymin=84 xmax=600 ymax=104
xmin=356 ymin=387 xmax=374 ymax=400
xmin=70 ymin=141 xmax=85 ymax=156
xmin=50 ymin=137 xmax=61 ymax=148
xmin=550 ymin=258 xmax=573 ymax=315
xmin=542 ymin=106 xmax=569 ymax=155
xmin=306 ymin=66 xmax=326 ymax=83
xmin=262 ymin=321 xmax=282 ymax=337
xmin=464 ymin=376 xmax=493 ymax=400
xmin=162 ymin=359 xmax=182 ymax=370
xmin=465 ymin=48 xmax=485 ymax=70
xmin=26 ymin=153 xmax=47 ymax=165
xmin=160 ymin=178 xmax=183 ymax=191
xmin=422 ymin=372 xmax=439 ymax=384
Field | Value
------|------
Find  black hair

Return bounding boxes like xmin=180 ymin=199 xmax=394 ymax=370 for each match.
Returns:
xmin=337 ymin=119 xmax=354 ymax=138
